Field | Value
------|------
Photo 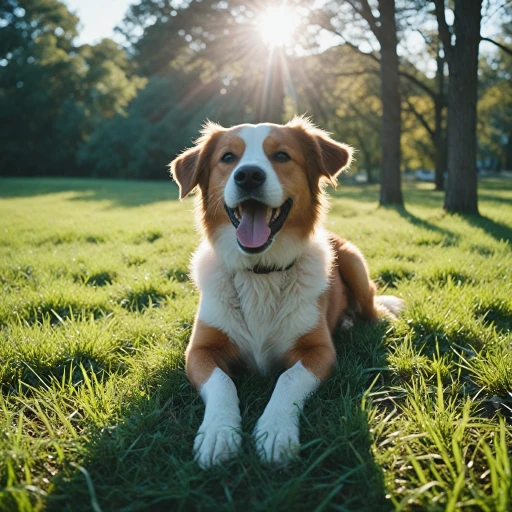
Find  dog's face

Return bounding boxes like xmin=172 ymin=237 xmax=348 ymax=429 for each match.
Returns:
xmin=170 ymin=117 xmax=352 ymax=262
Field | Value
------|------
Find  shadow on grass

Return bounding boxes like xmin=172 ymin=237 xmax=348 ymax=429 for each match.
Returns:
xmin=394 ymin=206 xmax=458 ymax=242
xmin=45 ymin=323 xmax=391 ymax=511
xmin=461 ymin=214 xmax=512 ymax=244
xmin=0 ymin=178 xmax=180 ymax=207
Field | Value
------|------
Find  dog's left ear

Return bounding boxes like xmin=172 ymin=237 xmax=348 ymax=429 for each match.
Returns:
xmin=169 ymin=121 xmax=223 ymax=199
xmin=287 ymin=116 xmax=353 ymax=189
xmin=313 ymin=130 xmax=353 ymax=187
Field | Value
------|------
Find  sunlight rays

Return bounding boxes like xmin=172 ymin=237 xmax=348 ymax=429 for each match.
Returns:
xmin=258 ymin=5 xmax=300 ymax=47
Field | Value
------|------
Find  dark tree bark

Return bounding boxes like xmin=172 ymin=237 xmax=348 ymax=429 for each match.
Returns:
xmin=435 ymin=0 xmax=482 ymax=214
xmin=434 ymin=49 xmax=447 ymax=191
xmin=345 ymin=0 xmax=403 ymax=204
xmin=354 ymin=132 xmax=375 ymax=183
xmin=434 ymin=101 xmax=446 ymax=190
xmin=378 ymin=0 xmax=403 ymax=204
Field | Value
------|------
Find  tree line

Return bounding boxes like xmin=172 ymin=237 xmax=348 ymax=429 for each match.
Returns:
xmin=1 ymin=0 xmax=511 ymax=214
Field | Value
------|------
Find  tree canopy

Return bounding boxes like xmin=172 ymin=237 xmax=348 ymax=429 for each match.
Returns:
xmin=1 ymin=0 xmax=511 ymax=189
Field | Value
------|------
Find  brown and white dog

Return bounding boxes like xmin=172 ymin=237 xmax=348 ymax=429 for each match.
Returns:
xmin=170 ymin=117 xmax=403 ymax=468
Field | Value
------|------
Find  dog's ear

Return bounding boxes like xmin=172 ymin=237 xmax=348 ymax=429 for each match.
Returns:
xmin=169 ymin=146 xmax=202 ymax=200
xmin=169 ymin=121 xmax=224 ymax=199
xmin=313 ymin=130 xmax=353 ymax=186
xmin=287 ymin=116 xmax=353 ymax=189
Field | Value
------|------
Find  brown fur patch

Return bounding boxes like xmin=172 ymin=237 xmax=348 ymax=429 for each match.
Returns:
xmin=185 ymin=319 xmax=244 ymax=389
xmin=329 ymin=233 xmax=380 ymax=321
xmin=169 ymin=121 xmax=225 ymax=200
xmin=284 ymin=317 xmax=336 ymax=381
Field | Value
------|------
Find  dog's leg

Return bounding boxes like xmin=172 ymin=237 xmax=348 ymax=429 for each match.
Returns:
xmin=253 ymin=321 xmax=335 ymax=464
xmin=330 ymin=234 xmax=404 ymax=320
xmin=186 ymin=320 xmax=242 ymax=468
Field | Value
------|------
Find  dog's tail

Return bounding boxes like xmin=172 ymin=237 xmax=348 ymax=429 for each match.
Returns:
xmin=330 ymin=234 xmax=404 ymax=321
xmin=375 ymin=295 xmax=404 ymax=319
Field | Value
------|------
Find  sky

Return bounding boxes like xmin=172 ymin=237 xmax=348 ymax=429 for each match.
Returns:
xmin=64 ymin=0 xmax=132 ymax=45
xmin=64 ymin=0 xmax=503 ymax=55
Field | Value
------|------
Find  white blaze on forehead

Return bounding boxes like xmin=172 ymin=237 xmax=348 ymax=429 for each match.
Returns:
xmin=224 ymin=124 xmax=284 ymax=208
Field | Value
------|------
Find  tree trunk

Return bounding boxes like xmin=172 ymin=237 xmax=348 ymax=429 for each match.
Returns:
xmin=444 ymin=0 xmax=482 ymax=214
xmin=434 ymin=100 xmax=446 ymax=190
xmin=355 ymin=132 xmax=374 ymax=183
xmin=378 ymin=0 xmax=403 ymax=205
xmin=505 ymin=131 xmax=512 ymax=170
xmin=434 ymin=49 xmax=446 ymax=191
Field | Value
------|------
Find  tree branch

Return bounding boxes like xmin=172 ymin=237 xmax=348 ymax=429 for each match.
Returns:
xmin=346 ymin=0 xmax=381 ymax=40
xmin=404 ymin=96 xmax=435 ymax=140
xmin=335 ymin=64 xmax=439 ymax=102
xmin=433 ymin=0 xmax=453 ymax=61
xmin=399 ymin=70 xmax=438 ymax=100
xmin=480 ymin=36 xmax=512 ymax=56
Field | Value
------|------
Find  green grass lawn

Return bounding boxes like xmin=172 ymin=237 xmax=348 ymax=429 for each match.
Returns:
xmin=1 ymin=177 xmax=511 ymax=511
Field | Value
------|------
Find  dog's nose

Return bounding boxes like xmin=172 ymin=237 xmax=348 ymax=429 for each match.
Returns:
xmin=234 ymin=166 xmax=266 ymax=190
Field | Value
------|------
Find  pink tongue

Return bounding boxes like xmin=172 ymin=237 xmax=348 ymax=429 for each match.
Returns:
xmin=236 ymin=202 xmax=271 ymax=248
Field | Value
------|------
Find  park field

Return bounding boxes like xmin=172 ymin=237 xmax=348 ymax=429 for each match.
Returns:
xmin=1 ymin=177 xmax=511 ymax=511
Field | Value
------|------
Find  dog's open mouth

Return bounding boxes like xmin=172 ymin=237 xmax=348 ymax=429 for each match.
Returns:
xmin=224 ymin=198 xmax=293 ymax=253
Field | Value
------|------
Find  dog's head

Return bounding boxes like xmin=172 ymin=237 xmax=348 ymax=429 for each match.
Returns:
xmin=170 ymin=117 xmax=352 ymax=267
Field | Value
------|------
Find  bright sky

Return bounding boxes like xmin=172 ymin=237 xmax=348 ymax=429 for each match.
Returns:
xmin=64 ymin=0 xmax=502 ymax=57
xmin=64 ymin=0 xmax=132 ymax=45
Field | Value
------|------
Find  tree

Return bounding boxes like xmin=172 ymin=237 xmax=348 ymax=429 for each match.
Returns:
xmin=0 ymin=0 xmax=144 ymax=176
xmin=310 ymin=0 xmax=404 ymax=204
xmin=434 ymin=0 xmax=483 ymax=214
xmin=291 ymin=45 xmax=382 ymax=183
xmin=118 ymin=0 xmax=289 ymax=124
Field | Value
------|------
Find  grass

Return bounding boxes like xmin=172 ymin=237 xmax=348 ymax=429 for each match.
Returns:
xmin=0 ymin=177 xmax=511 ymax=511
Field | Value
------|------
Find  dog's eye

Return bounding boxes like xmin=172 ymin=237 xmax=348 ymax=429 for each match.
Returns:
xmin=274 ymin=152 xmax=291 ymax=163
xmin=221 ymin=152 xmax=237 ymax=163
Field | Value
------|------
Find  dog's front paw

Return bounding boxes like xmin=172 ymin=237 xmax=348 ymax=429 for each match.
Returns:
xmin=253 ymin=416 xmax=300 ymax=465
xmin=194 ymin=422 xmax=241 ymax=469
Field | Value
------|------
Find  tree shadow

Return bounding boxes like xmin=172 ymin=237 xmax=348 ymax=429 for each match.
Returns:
xmin=44 ymin=324 xmax=391 ymax=511
xmin=0 ymin=178 xmax=180 ymax=208
xmin=391 ymin=205 xmax=460 ymax=245
xmin=459 ymin=214 xmax=512 ymax=245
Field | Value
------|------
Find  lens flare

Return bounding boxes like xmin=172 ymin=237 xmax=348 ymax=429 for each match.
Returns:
xmin=258 ymin=6 xmax=300 ymax=47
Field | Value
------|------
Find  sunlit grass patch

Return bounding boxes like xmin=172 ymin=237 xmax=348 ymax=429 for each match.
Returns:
xmin=0 ymin=177 xmax=511 ymax=511
xmin=73 ymin=268 xmax=117 ymax=287
xmin=460 ymin=343 xmax=512 ymax=397
xmin=132 ymin=228 xmax=164 ymax=244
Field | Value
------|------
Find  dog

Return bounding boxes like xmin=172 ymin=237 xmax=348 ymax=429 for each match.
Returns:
xmin=169 ymin=116 xmax=403 ymax=468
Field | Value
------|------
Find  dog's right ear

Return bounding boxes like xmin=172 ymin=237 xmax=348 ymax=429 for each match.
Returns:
xmin=169 ymin=146 xmax=202 ymax=200
xmin=169 ymin=121 xmax=223 ymax=200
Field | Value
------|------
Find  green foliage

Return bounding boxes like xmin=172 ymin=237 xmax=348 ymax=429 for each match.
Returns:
xmin=2 ymin=0 xmax=511 ymax=179
xmin=77 ymin=73 xmax=220 ymax=179
xmin=0 ymin=0 xmax=145 ymax=177
xmin=0 ymin=177 xmax=511 ymax=510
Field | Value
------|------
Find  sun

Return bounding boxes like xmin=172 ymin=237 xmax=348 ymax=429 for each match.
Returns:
xmin=258 ymin=5 xmax=300 ymax=47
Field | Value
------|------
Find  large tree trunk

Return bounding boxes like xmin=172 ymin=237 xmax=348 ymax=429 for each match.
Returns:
xmin=378 ymin=0 xmax=403 ymax=205
xmin=444 ymin=0 xmax=482 ymax=214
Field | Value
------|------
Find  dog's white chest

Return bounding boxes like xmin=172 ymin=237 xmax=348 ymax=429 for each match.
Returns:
xmin=192 ymin=232 xmax=333 ymax=372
